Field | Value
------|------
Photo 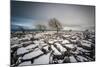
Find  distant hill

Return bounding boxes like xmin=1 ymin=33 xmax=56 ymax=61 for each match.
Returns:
xmin=11 ymin=24 xmax=21 ymax=31
xmin=11 ymin=24 xmax=40 ymax=31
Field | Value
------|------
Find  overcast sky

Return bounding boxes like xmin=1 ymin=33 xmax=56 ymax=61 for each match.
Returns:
xmin=11 ymin=0 xmax=95 ymax=31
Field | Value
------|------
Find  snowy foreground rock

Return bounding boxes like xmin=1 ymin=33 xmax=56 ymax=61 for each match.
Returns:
xmin=11 ymin=31 xmax=95 ymax=67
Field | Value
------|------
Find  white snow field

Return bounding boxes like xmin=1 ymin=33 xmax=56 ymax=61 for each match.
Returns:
xmin=11 ymin=31 xmax=95 ymax=67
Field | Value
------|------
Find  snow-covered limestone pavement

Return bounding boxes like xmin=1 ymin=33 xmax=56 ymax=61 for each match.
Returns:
xmin=11 ymin=31 xmax=95 ymax=67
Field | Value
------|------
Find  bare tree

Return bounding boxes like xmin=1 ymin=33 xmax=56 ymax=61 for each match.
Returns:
xmin=36 ymin=24 xmax=46 ymax=32
xmin=48 ymin=18 xmax=62 ymax=33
